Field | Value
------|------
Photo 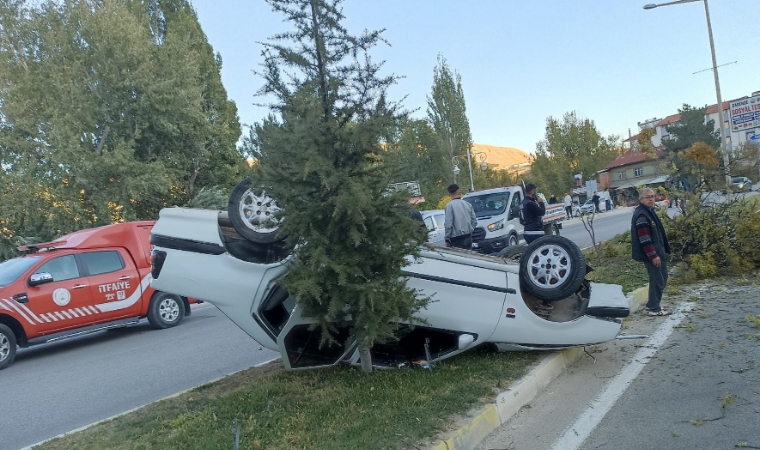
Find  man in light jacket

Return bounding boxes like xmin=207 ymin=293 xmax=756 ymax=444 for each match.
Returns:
xmin=563 ymin=192 xmax=573 ymax=219
xmin=444 ymin=184 xmax=477 ymax=250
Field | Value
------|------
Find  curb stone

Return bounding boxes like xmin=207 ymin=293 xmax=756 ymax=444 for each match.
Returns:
xmin=427 ymin=284 xmax=650 ymax=450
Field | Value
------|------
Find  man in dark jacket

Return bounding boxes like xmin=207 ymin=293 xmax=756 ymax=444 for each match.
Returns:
xmin=520 ymin=184 xmax=545 ymax=245
xmin=592 ymin=191 xmax=601 ymax=213
xmin=631 ymin=188 xmax=672 ymax=316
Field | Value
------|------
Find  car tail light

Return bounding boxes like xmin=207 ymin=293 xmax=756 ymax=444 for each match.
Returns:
xmin=151 ymin=249 xmax=167 ymax=279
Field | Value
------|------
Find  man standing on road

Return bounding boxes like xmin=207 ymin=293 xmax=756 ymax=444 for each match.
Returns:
xmin=444 ymin=184 xmax=477 ymax=250
xmin=563 ymin=192 xmax=573 ymax=219
xmin=549 ymin=194 xmax=557 ymax=204
xmin=605 ymin=189 xmax=612 ymax=211
xmin=592 ymin=191 xmax=601 ymax=213
xmin=631 ymin=188 xmax=672 ymax=316
xmin=520 ymin=183 xmax=546 ymax=244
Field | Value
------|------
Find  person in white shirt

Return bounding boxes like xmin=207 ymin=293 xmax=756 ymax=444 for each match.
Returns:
xmin=563 ymin=192 xmax=573 ymax=220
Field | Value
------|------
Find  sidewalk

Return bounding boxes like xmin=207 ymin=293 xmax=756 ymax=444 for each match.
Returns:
xmin=427 ymin=284 xmax=651 ymax=450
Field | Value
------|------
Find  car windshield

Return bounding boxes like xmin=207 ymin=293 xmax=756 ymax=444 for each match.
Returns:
xmin=464 ymin=193 xmax=509 ymax=218
xmin=0 ymin=256 xmax=41 ymax=287
xmin=732 ymin=177 xmax=744 ymax=183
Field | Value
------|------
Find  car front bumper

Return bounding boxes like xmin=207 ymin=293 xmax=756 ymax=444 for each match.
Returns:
xmin=472 ymin=235 xmax=509 ymax=253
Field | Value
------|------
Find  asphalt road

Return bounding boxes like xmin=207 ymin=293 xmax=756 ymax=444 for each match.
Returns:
xmin=1 ymin=304 xmax=278 ymax=450
xmin=558 ymin=207 xmax=634 ymax=249
xmin=477 ymin=278 xmax=760 ymax=450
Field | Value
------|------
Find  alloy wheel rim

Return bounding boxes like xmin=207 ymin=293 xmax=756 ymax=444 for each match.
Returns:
xmin=0 ymin=334 xmax=9 ymax=362
xmin=159 ymin=299 xmax=180 ymax=322
xmin=239 ymin=189 xmax=282 ymax=234
xmin=527 ymin=244 xmax=571 ymax=287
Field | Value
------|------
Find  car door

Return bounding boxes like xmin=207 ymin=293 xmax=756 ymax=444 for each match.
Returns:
xmin=80 ymin=250 xmax=142 ymax=321
xmin=24 ymin=253 xmax=95 ymax=334
xmin=508 ymin=191 xmax=522 ymax=236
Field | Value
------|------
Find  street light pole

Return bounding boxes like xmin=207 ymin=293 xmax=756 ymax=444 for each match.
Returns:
xmin=644 ymin=0 xmax=732 ymax=191
xmin=465 ymin=146 xmax=474 ymax=192
xmin=701 ymin=0 xmax=732 ymax=191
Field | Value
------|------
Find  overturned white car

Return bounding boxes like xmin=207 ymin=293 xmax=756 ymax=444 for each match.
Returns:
xmin=148 ymin=189 xmax=631 ymax=370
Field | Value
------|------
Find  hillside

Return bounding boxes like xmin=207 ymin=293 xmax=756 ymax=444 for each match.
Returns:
xmin=471 ymin=144 xmax=531 ymax=172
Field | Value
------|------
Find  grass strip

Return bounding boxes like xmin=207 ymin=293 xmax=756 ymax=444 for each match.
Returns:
xmin=583 ymin=236 xmax=648 ymax=294
xmin=37 ymin=347 xmax=539 ymax=450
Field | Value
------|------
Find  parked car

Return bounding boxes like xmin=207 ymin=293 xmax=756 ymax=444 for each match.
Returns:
xmin=0 ymin=221 xmax=198 ymax=370
xmin=149 ymin=201 xmax=632 ymax=371
xmin=732 ymin=177 xmax=753 ymax=192
xmin=654 ymin=194 xmax=670 ymax=210
xmin=420 ymin=210 xmax=446 ymax=247
xmin=580 ymin=199 xmax=597 ymax=215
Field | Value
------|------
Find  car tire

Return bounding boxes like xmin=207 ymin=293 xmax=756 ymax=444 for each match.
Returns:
xmin=518 ymin=235 xmax=586 ymax=302
xmin=228 ymin=178 xmax=285 ymax=245
xmin=508 ymin=233 xmax=519 ymax=247
xmin=147 ymin=292 xmax=185 ymax=329
xmin=0 ymin=324 xmax=17 ymax=370
xmin=496 ymin=244 xmax=528 ymax=262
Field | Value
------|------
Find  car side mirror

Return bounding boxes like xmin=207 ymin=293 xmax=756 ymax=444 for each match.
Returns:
xmin=509 ymin=206 xmax=519 ymax=220
xmin=29 ymin=272 xmax=54 ymax=287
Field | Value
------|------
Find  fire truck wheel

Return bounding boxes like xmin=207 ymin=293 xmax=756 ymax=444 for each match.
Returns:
xmin=0 ymin=324 xmax=17 ymax=370
xmin=147 ymin=293 xmax=186 ymax=329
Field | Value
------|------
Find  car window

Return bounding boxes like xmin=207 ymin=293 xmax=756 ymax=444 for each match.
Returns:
xmin=80 ymin=251 xmax=125 ymax=276
xmin=423 ymin=216 xmax=435 ymax=232
xmin=0 ymin=256 xmax=41 ymax=287
xmin=434 ymin=214 xmax=445 ymax=230
xmin=36 ymin=255 xmax=81 ymax=282
xmin=511 ymin=192 xmax=521 ymax=208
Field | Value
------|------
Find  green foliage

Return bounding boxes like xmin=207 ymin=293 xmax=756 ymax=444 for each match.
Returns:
xmin=529 ymin=112 xmax=620 ymax=196
xmin=663 ymin=196 xmax=760 ymax=280
xmin=0 ymin=0 xmax=245 ymax=246
xmin=249 ymin=0 xmax=427 ymax=370
xmin=427 ymin=54 xmax=473 ymax=187
xmin=184 ymin=186 xmax=229 ymax=210
xmin=383 ymin=119 xmax=449 ymax=204
xmin=662 ymin=104 xmax=723 ymax=192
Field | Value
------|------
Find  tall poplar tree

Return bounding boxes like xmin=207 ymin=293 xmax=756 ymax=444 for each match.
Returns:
xmin=426 ymin=55 xmax=473 ymax=187
xmin=250 ymin=0 xmax=427 ymax=372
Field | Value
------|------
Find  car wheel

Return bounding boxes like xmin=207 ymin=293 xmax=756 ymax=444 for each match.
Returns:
xmin=508 ymin=233 xmax=519 ymax=247
xmin=147 ymin=292 xmax=185 ymax=329
xmin=228 ymin=178 xmax=285 ymax=245
xmin=496 ymin=244 xmax=528 ymax=262
xmin=0 ymin=324 xmax=17 ymax=370
xmin=518 ymin=236 xmax=586 ymax=302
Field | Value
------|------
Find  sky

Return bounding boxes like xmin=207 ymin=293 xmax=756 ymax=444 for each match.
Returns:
xmin=189 ymin=0 xmax=760 ymax=154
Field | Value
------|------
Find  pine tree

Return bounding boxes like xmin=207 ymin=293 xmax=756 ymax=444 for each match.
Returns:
xmin=250 ymin=0 xmax=427 ymax=372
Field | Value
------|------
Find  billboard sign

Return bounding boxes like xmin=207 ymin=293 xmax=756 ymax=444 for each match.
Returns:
xmin=730 ymin=94 xmax=760 ymax=131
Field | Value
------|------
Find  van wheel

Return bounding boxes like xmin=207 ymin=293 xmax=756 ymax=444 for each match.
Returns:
xmin=519 ymin=236 xmax=586 ymax=302
xmin=148 ymin=293 xmax=185 ymax=329
xmin=0 ymin=324 xmax=17 ymax=370
xmin=228 ymin=178 xmax=285 ymax=244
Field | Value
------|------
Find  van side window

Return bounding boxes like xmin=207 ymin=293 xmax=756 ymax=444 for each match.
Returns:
xmin=36 ymin=255 xmax=80 ymax=282
xmin=511 ymin=191 xmax=522 ymax=208
xmin=423 ymin=216 xmax=435 ymax=231
xmin=434 ymin=214 xmax=445 ymax=230
xmin=80 ymin=251 xmax=125 ymax=276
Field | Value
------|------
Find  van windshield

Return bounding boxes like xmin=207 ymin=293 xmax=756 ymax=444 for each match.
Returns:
xmin=464 ymin=193 xmax=509 ymax=218
xmin=0 ymin=256 xmax=41 ymax=287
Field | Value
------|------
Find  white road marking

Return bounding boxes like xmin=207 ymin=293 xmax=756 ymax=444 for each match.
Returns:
xmin=549 ymin=303 xmax=693 ymax=450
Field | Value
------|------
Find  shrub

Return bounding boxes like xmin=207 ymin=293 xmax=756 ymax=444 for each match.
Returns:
xmin=663 ymin=195 xmax=760 ymax=277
